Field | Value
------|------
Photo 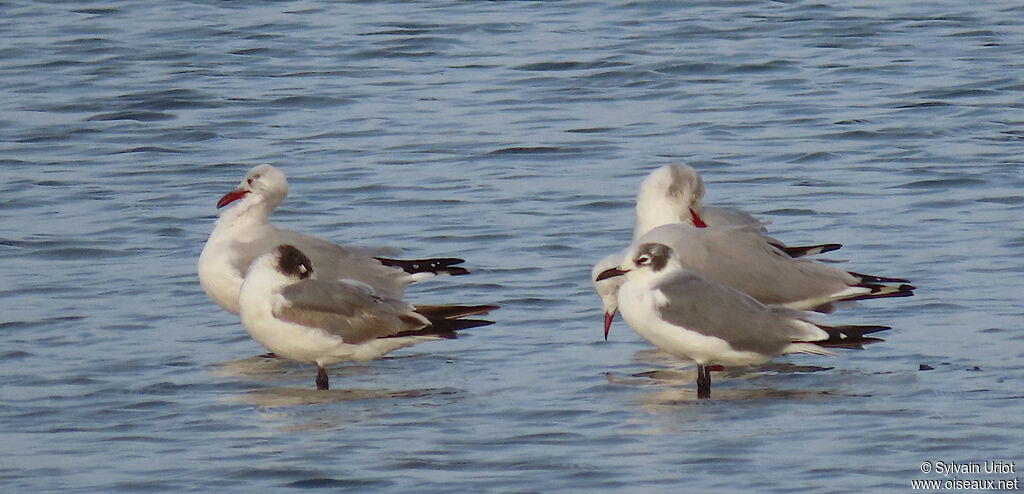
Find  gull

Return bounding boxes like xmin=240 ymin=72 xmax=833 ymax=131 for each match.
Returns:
xmin=199 ymin=164 xmax=469 ymax=315
xmin=239 ymin=244 xmax=497 ymax=390
xmin=633 ymin=163 xmax=841 ymax=257
xmin=594 ymin=164 xmax=909 ymax=338
xmin=595 ymin=225 xmax=912 ymax=339
xmin=638 ymin=222 xmax=914 ymax=311
xmin=596 ymin=242 xmax=889 ymax=399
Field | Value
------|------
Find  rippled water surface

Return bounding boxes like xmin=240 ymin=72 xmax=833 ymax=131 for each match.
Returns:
xmin=2 ymin=1 xmax=1023 ymax=492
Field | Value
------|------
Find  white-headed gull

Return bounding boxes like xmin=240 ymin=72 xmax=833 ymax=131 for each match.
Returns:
xmin=633 ymin=163 xmax=841 ymax=257
xmin=239 ymin=244 xmax=497 ymax=390
xmin=199 ymin=164 xmax=470 ymax=315
xmin=596 ymin=242 xmax=889 ymax=398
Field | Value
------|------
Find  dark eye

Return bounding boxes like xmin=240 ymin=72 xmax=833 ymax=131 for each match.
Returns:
xmin=636 ymin=254 xmax=651 ymax=265
xmin=247 ymin=178 xmax=253 ymax=186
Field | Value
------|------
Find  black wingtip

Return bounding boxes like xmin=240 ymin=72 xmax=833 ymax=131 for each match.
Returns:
xmin=817 ymin=336 xmax=887 ymax=349
xmin=414 ymin=304 xmax=499 ymax=319
xmin=813 ymin=324 xmax=891 ymax=348
xmin=385 ymin=304 xmax=500 ymax=340
xmin=849 ymin=283 xmax=916 ymax=301
xmin=388 ymin=318 xmax=495 ymax=340
xmin=849 ymin=270 xmax=911 ymax=284
xmin=781 ymin=243 xmax=843 ymax=258
xmin=374 ymin=257 xmax=470 ymax=276
xmin=442 ymin=318 xmax=496 ymax=332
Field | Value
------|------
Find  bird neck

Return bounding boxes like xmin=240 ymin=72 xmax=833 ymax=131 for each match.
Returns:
xmin=241 ymin=256 xmax=293 ymax=296
xmin=634 ymin=197 xmax=692 ymax=238
xmin=215 ymin=196 xmax=276 ymax=230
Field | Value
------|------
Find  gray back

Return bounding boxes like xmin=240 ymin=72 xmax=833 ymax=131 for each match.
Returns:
xmin=654 ymin=271 xmax=804 ymax=355
xmin=276 ymin=279 xmax=423 ymax=344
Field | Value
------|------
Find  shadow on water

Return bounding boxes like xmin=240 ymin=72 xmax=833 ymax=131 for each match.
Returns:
xmin=635 ymin=384 xmax=839 ymax=406
xmin=609 ymin=349 xmax=846 ymax=404
xmin=210 ymin=353 xmax=400 ymax=384
xmin=210 ymin=355 xmax=459 ymax=408
xmin=210 ymin=354 xmax=303 ymax=382
xmin=236 ymin=386 xmax=448 ymax=408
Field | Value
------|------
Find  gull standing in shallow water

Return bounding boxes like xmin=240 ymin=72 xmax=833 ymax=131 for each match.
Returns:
xmin=596 ymin=242 xmax=890 ymax=399
xmin=239 ymin=245 xmax=497 ymax=390
xmin=593 ymin=164 xmax=911 ymax=338
xmin=199 ymin=164 xmax=470 ymax=315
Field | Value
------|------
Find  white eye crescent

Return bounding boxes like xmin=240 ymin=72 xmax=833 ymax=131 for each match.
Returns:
xmin=637 ymin=254 xmax=651 ymax=265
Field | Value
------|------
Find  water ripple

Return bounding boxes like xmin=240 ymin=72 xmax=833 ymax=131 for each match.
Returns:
xmin=1 ymin=1 xmax=1022 ymax=492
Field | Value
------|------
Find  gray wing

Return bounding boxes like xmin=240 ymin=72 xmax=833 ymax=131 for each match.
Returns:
xmin=641 ymin=224 xmax=855 ymax=306
xmin=701 ymin=206 xmax=843 ymax=258
xmin=225 ymin=225 xmax=404 ymax=290
xmin=275 ymin=279 xmax=426 ymax=344
xmin=701 ymin=206 xmax=768 ymax=232
xmin=345 ymin=245 xmax=402 ymax=257
xmin=653 ymin=272 xmax=808 ymax=355
xmin=261 ymin=226 xmax=410 ymax=297
xmin=701 ymin=205 xmax=788 ymax=247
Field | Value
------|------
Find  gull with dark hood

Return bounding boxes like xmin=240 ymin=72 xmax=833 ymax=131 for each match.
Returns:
xmin=239 ymin=244 xmax=497 ymax=390
xmin=598 ymin=242 xmax=890 ymax=399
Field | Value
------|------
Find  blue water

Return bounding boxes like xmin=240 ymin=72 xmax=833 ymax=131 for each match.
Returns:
xmin=2 ymin=1 xmax=1023 ymax=492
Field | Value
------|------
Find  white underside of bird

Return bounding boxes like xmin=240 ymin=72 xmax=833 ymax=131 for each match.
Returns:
xmin=616 ymin=266 xmax=834 ymax=367
xmin=238 ymin=254 xmax=439 ymax=367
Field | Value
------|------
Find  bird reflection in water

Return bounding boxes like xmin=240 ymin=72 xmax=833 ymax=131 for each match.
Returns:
xmin=211 ymin=354 xmax=460 ymax=408
xmin=606 ymin=348 xmax=842 ymax=403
